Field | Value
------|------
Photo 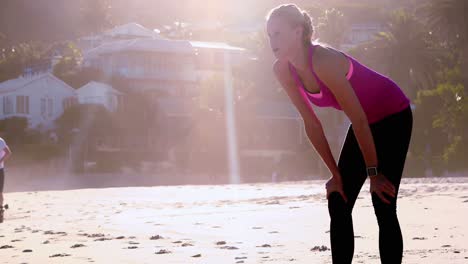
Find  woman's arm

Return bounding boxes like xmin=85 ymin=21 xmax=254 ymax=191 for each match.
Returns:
xmin=314 ymin=47 xmax=396 ymax=203
xmin=0 ymin=146 xmax=11 ymax=164
xmin=273 ymin=60 xmax=342 ymax=181
xmin=313 ymin=48 xmax=378 ymax=169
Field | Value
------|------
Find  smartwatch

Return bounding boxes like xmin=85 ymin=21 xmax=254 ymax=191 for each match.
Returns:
xmin=366 ymin=166 xmax=379 ymax=177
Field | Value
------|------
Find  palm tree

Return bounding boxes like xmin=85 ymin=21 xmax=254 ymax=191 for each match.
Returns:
xmin=424 ymin=0 xmax=468 ymax=81
xmin=350 ymin=11 xmax=440 ymax=99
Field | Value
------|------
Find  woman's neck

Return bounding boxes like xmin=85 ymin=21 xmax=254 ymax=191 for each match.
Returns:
xmin=288 ymin=43 xmax=310 ymax=72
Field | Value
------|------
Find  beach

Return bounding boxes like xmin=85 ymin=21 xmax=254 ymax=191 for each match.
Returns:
xmin=1 ymin=177 xmax=467 ymax=263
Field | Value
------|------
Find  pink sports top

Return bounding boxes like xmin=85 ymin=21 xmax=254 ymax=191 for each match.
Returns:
xmin=288 ymin=44 xmax=410 ymax=124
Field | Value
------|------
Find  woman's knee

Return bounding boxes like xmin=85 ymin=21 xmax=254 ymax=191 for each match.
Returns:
xmin=328 ymin=192 xmax=351 ymax=218
xmin=371 ymin=193 xmax=399 ymax=219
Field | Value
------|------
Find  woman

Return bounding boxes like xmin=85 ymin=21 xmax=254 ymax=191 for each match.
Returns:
xmin=266 ymin=4 xmax=412 ymax=264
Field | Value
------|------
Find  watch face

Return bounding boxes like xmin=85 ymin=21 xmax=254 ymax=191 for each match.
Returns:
xmin=367 ymin=167 xmax=378 ymax=176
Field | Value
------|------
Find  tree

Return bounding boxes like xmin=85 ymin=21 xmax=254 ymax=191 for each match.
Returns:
xmin=316 ymin=8 xmax=348 ymax=48
xmin=424 ymin=0 xmax=468 ymax=81
xmin=414 ymin=67 xmax=467 ymax=172
xmin=0 ymin=41 xmax=48 ymax=82
xmin=78 ymin=0 xmax=113 ymax=36
xmin=350 ymin=11 xmax=440 ymax=99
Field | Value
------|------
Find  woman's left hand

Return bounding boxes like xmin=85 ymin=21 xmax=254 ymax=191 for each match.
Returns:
xmin=370 ymin=174 xmax=396 ymax=204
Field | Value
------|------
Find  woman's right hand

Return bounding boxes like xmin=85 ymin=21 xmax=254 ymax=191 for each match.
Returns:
xmin=326 ymin=176 xmax=348 ymax=203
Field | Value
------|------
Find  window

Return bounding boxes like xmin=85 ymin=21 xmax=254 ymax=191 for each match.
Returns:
xmin=41 ymin=98 xmax=47 ymax=116
xmin=16 ymin=95 xmax=30 ymax=114
xmin=3 ymin=96 xmax=13 ymax=114
xmin=62 ymin=97 xmax=76 ymax=110
xmin=47 ymin=98 xmax=53 ymax=117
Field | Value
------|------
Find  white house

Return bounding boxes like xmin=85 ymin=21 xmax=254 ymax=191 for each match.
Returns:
xmin=82 ymin=23 xmax=249 ymax=98
xmin=340 ymin=22 xmax=385 ymax=51
xmin=77 ymin=81 xmax=123 ymax=113
xmin=0 ymin=73 xmax=77 ymax=129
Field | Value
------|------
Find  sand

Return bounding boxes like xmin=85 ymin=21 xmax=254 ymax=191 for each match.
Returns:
xmin=1 ymin=177 xmax=467 ymax=263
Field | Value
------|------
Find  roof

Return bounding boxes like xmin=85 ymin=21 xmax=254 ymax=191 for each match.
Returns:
xmin=190 ymin=41 xmax=245 ymax=52
xmin=78 ymin=81 xmax=123 ymax=95
xmin=84 ymin=38 xmax=194 ymax=59
xmin=0 ymin=73 xmax=74 ymax=94
xmin=105 ymin=22 xmax=163 ymax=39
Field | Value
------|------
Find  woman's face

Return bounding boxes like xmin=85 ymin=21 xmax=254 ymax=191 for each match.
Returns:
xmin=266 ymin=16 xmax=302 ymax=61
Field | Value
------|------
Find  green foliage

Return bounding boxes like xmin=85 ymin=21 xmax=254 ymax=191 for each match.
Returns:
xmin=0 ymin=117 xmax=29 ymax=145
xmin=55 ymin=104 xmax=116 ymax=145
xmin=316 ymin=8 xmax=348 ymax=48
xmin=350 ymin=10 xmax=440 ymax=98
xmin=0 ymin=42 xmax=48 ymax=82
xmin=415 ymin=67 xmax=467 ymax=170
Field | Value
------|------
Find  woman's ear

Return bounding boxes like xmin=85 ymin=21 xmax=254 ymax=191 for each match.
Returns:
xmin=294 ymin=26 xmax=304 ymax=40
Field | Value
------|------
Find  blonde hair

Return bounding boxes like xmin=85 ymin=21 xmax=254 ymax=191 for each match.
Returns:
xmin=266 ymin=4 xmax=314 ymax=46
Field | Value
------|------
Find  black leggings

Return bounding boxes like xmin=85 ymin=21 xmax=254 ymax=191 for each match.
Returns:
xmin=328 ymin=106 xmax=413 ymax=264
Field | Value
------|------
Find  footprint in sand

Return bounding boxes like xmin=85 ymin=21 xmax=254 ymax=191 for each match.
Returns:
xmin=94 ymin=237 xmax=112 ymax=242
xmin=220 ymin=246 xmax=239 ymax=250
xmin=181 ymin=243 xmax=194 ymax=247
xmin=49 ymin=253 xmax=71 ymax=258
xmin=310 ymin=245 xmax=330 ymax=252
xmin=257 ymin=244 xmax=272 ymax=248
xmin=81 ymin=233 xmax=105 ymax=238
xmin=44 ymin=231 xmax=67 ymax=236
xmin=155 ymin=249 xmax=171 ymax=254
xmin=0 ymin=245 xmax=14 ymax=249
xmin=71 ymin=244 xmax=86 ymax=248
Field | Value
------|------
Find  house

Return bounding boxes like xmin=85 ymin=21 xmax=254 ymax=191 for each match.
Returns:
xmin=0 ymin=73 xmax=77 ymax=130
xmin=77 ymin=81 xmax=124 ymax=113
xmin=82 ymin=23 xmax=249 ymax=98
xmin=340 ymin=22 xmax=385 ymax=51
xmin=83 ymin=37 xmax=197 ymax=97
xmin=77 ymin=22 xmax=163 ymax=52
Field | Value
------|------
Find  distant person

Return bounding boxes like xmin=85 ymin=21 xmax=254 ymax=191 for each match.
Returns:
xmin=266 ymin=4 xmax=413 ymax=263
xmin=0 ymin=137 xmax=12 ymax=223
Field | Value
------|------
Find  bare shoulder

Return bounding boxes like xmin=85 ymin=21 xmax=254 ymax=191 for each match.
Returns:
xmin=273 ymin=60 xmax=295 ymax=86
xmin=313 ymin=45 xmax=348 ymax=76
